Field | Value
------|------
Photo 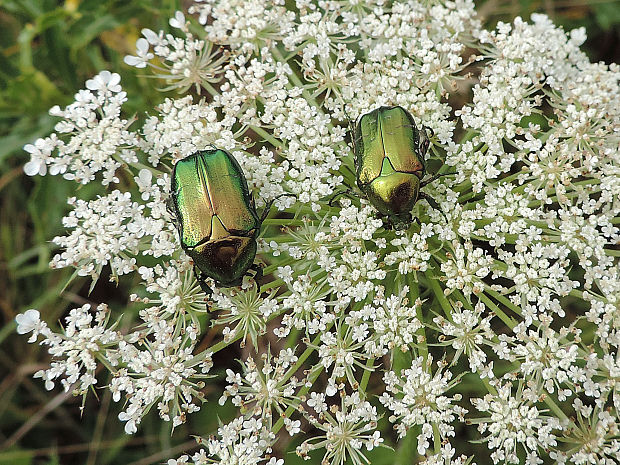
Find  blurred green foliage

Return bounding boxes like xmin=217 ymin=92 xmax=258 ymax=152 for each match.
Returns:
xmin=0 ymin=0 xmax=617 ymax=464
xmin=0 ymin=1 xmax=203 ymax=464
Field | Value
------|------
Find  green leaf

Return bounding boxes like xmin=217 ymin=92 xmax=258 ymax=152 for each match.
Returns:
xmin=392 ymin=346 xmax=412 ymax=375
xmin=594 ymin=2 xmax=620 ymax=31
xmin=69 ymin=14 xmax=121 ymax=55
xmin=0 ymin=448 xmax=34 ymax=465
xmin=394 ymin=428 xmax=419 ymax=465
xmin=366 ymin=445 xmax=396 ymax=465
xmin=0 ymin=114 xmax=56 ymax=164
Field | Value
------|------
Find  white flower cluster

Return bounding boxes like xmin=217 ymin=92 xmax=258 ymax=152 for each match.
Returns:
xmin=277 ymin=272 xmax=334 ymax=336
xmin=314 ymin=200 xmax=386 ymax=304
xmin=170 ymin=416 xmax=279 ymax=465
xmin=433 ymin=302 xmax=495 ymax=376
xmin=50 ymin=189 xmax=171 ymax=280
xmin=17 ymin=305 xmax=212 ymax=435
xmin=24 ymin=71 xmax=139 ymax=185
xmin=124 ymin=13 xmax=229 ymax=93
xmin=19 ymin=0 xmax=619 ymax=464
xmin=297 ymin=391 xmax=383 ymax=465
xmin=380 ymin=357 xmax=467 ymax=455
xmin=141 ymin=96 xmax=238 ymax=164
xmin=471 ymin=382 xmax=563 ymax=464
xmin=219 ymin=348 xmax=301 ymax=426
xmin=347 ymin=286 xmax=423 ymax=355
xmin=17 ymin=305 xmax=119 ymax=393
xmin=211 ymin=285 xmax=282 ymax=346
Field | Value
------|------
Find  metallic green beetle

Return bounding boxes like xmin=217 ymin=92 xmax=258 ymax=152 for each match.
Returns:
xmin=169 ymin=149 xmax=267 ymax=293
xmin=352 ymin=105 xmax=443 ymax=226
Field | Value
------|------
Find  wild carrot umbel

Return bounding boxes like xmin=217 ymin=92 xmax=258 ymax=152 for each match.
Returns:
xmin=20 ymin=1 xmax=619 ymax=463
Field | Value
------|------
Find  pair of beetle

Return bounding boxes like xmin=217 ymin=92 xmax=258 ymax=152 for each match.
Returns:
xmin=169 ymin=106 xmax=444 ymax=293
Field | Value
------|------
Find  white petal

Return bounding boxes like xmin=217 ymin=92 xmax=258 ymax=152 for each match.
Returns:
xmin=49 ymin=105 xmax=63 ymax=116
xmin=99 ymin=70 xmax=112 ymax=83
xmin=124 ymin=55 xmax=146 ymax=68
xmin=108 ymin=72 xmax=121 ymax=87
xmin=16 ymin=309 xmax=40 ymax=334
xmin=138 ymin=169 xmax=152 ymax=183
xmin=24 ymin=159 xmax=45 ymax=176
xmin=136 ymin=38 xmax=150 ymax=55
xmin=141 ymin=28 xmax=159 ymax=44
xmin=85 ymin=76 xmax=99 ymax=90
xmin=169 ymin=11 xmax=185 ymax=29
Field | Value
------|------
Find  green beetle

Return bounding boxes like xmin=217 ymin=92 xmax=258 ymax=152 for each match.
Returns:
xmin=169 ymin=149 xmax=269 ymax=293
xmin=351 ymin=105 xmax=444 ymax=227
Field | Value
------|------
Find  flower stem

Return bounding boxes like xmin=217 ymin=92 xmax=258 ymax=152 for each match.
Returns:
xmin=408 ymin=276 xmax=428 ymax=363
xmin=425 ymin=271 xmax=454 ymax=323
xmin=360 ymin=357 xmax=374 ymax=393
xmin=477 ymin=292 xmax=517 ymax=330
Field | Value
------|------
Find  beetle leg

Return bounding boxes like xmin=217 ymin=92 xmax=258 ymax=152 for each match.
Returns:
xmin=259 ymin=193 xmax=296 ymax=223
xmin=419 ymin=192 xmax=448 ymax=221
xmin=340 ymin=104 xmax=356 ymax=146
xmin=193 ymin=266 xmax=213 ymax=296
xmin=328 ymin=188 xmax=358 ymax=207
xmin=376 ymin=212 xmax=396 ymax=230
xmin=250 ymin=263 xmax=264 ymax=283
xmin=423 ymin=126 xmax=435 ymax=138
xmin=340 ymin=106 xmax=359 ymax=169
xmin=165 ymin=195 xmax=175 ymax=217
xmin=166 ymin=196 xmax=182 ymax=232
xmin=348 ymin=121 xmax=358 ymax=153
xmin=259 ymin=204 xmax=271 ymax=223
xmin=420 ymin=172 xmax=455 ymax=188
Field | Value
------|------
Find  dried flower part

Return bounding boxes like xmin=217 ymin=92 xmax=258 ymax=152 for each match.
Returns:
xmin=19 ymin=0 xmax=620 ymax=464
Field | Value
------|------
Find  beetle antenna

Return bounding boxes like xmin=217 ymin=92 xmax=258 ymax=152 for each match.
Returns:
xmin=328 ymin=188 xmax=356 ymax=207
xmin=420 ymin=171 xmax=456 ymax=188
xmin=419 ymin=192 xmax=448 ymax=222
xmin=336 ymin=97 xmax=358 ymax=153
xmin=341 ymin=102 xmax=352 ymax=123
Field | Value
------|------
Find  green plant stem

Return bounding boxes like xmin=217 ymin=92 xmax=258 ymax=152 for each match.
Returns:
xmin=543 ymin=395 xmax=571 ymax=424
xmin=272 ymin=47 xmax=322 ymax=111
xmin=277 ymin=332 xmax=323 ymax=390
xmin=188 ymin=301 xmax=290 ymax=364
xmin=272 ymin=365 xmax=325 ymax=434
xmin=262 ymin=218 xmax=305 ymax=227
xmin=408 ymin=276 xmax=428 ymax=363
xmin=248 ymin=124 xmax=284 ymax=148
xmin=477 ymin=291 xmax=517 ymax=330
xmin=432 ymin=423 xmax=441 ymax=454
xmin=360 ymin=357 xmax=374 ymax=392
xmin=425 ymin=272 xmax=454 ymax=323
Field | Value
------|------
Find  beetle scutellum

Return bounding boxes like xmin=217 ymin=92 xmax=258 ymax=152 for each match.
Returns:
xmin=168 ymin=149 xmax=271 ymax=294
xmin=343 ymin=105 xmax=446 ymax=227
